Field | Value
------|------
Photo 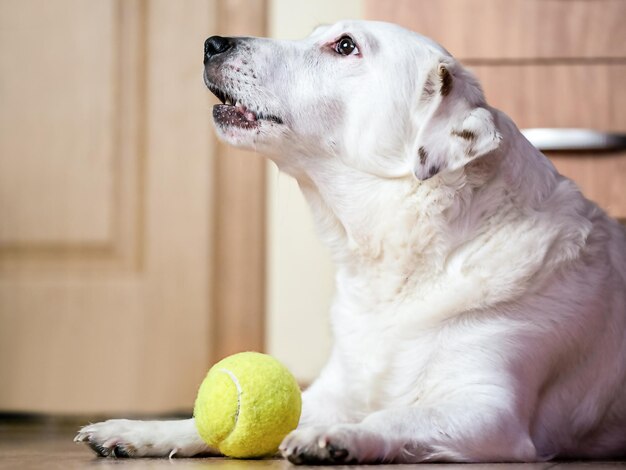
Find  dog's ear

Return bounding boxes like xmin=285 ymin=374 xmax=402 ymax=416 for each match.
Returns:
xmin=413 ymin=63 xmax=502 ymax=181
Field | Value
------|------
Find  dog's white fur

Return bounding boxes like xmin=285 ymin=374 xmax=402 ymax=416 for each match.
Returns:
xmin=76 ymin=20 xmax=626 ymax=463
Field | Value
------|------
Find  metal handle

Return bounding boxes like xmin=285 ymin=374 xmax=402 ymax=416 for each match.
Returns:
xmin=521 ymin=128 xmax=626 ymax=152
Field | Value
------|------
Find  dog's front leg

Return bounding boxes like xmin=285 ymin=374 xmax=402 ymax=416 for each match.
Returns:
xmin=281 ymin=404 xmax=538 ymax=464
xmin=298 ymin=349 xmax=361 ymax=428
xmin=75 ymin=418 xmax=216 ymax=458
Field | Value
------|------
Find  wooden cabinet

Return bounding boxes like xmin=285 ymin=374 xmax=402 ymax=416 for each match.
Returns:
xmin=475 ymin=64 xmax=626 ymax=219
xmin=369 ymin=0 xmax=626 ymax=60
xmin=367 ymin=0 xmax=626 ymax=219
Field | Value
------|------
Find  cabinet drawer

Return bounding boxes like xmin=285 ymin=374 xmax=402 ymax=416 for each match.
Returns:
xmin=367 ymin=0 xmax=626 ymax=60
xmin=472 ymin=65 xmax=625 ymax=130
xmin=472 ymin=64 xmax=626 ymax=218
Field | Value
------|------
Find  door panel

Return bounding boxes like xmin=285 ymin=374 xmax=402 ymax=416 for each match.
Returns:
xmin=0 ymin=0 xmax=216 ymax=414
xmin=0 ymin=0 xmax=143 ymax=274
xmin=0 ymin=1 xmax=115 ymax=245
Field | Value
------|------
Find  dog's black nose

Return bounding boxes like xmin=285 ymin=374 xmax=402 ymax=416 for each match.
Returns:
xmin=204 ymin=36 xmax=233 ymax=63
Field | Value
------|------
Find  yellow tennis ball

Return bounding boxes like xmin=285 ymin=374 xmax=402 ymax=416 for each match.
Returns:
xmin=193 ymin=352 xmax=302 ymax=458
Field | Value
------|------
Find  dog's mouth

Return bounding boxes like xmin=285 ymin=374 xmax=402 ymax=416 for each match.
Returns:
xmin=208 ymin=85 xmax=283 ymax=129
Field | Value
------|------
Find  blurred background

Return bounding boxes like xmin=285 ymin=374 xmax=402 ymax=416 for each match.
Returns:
xmin=0 ymin=0 xmax=624 ymax=419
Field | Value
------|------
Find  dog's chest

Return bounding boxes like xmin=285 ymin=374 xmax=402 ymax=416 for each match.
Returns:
xmin=334 ymin=313 xmax=442 ymax=413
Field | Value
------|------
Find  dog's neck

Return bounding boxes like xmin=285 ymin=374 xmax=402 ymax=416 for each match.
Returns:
xmin=286 ymin=156 xmax=463 ymax=272
xmin=282 ymin=115 xmax=553 ymax=269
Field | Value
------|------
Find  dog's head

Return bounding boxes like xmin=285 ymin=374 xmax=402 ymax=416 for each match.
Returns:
xmin=203 ymin=20 xmax=501 ymax=180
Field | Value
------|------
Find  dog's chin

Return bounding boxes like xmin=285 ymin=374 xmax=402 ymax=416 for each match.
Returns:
xmin=212 ymin=104 xmax=286 ymax=149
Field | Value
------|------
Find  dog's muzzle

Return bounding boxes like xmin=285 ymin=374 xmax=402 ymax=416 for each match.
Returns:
xmin=204 ymin=35 xmax=234 ymax=65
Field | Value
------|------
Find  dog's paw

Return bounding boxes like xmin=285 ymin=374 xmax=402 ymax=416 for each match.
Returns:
xmin=74 ymin=418 xmax=213 ymax=458
xmin=75 ymin=420 xmax=152 ymax=458
xmin=279 ymin=424 xmax=384 ymax=465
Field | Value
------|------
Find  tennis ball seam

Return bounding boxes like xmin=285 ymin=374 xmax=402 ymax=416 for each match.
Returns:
xmin=219 ymin=367 xmax=242 ymax=439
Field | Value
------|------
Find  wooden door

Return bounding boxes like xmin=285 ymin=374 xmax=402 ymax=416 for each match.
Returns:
xmin=367 ymin=0 xmax=626 ymax=220
xmin=0 ymin=0 xmax=217 ymax=415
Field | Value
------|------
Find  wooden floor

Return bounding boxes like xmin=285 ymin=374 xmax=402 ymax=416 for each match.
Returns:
xmin=1 ymin=420 xmax=625 ymax=470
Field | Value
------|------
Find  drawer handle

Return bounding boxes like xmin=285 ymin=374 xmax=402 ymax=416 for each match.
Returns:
xmin=521 ymin=128 xmax=626 ymax=152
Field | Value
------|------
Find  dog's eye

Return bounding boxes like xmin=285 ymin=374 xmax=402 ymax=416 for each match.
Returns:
xmin=335 ymin=36 xmax=359 ymax=56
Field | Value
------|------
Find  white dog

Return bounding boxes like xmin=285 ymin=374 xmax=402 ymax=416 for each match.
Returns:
xmin=75 ymin=20 xmax=626 ymax=463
